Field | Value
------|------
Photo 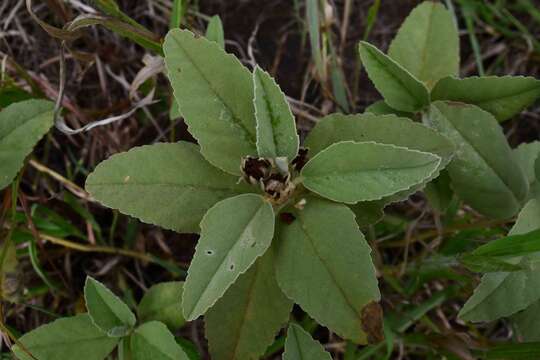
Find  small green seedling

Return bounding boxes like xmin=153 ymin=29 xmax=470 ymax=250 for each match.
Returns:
xmin=12 ymin=277 xmax=190 ymax=360
xmin=82 ymin=18 xmax=456 ymax=357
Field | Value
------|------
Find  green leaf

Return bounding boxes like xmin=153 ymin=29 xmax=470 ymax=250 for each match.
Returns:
xmin=304 ymin=113 xmax=454 ymax=218
xmin=85 ymin=142 xmax=251 ymax=234
xmin=84 ymin=276 xmax=136 ymax=337
xmin=283 ymin=324 xmax=332 ymax=360
xmin=275 ymin=197 xmax=380 ymax=343
xmin=205 ymin=15 xmax=224 ymax=49
xmin=459 ymin=199 xmax=540 ymax=322
xmin=301 ymin=141 xmax=440 ymax=204
xmin=431 ymin=76 xmax=540 ymax=122
xmin=182 ymin=194 xmax=275 ymax=320
xmin=513 ymin=301 xmax=540 ymax=342
xmin=358 ymin=41 xmax=430 ymax=113
xmin=131 ymin=321 xmax=189 ymax=360
xmin=349 ymin=201 xmax=386 ymax=227
xmin=304 ymin=113 xmax=454 ymax=164
xmin=137 ymin=281 xmax=186 ymax=331
xmin=205 ymin=250 xmax=292 ymax=360
xmin=388 ymin=2 xmax=459 ymax=89
xmin=253 ymin=66 xmax=299 ymax=161
xmin=12 ymin=314 xmax=119 ymax=360
xmin=515 ymin=142 xmax=540 ymax=201
xmin=424 ymin=171 xmax=454 ymax=212
xmin=428 ymin=101 xmax=528 ymax=219
xmin=164 ymin=29 xmax=257 ymax=175
xmin=0 ymin=99 xmax=54 ymax=190
xmin=469 ymin=229 xmax=540 ymax=259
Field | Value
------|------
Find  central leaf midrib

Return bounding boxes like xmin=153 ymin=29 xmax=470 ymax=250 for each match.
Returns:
xmin=367 ymin=46 xmax=425 ymax=108
xmin=444 ymin=110 xmax=520 ymax=201
xmin=230 ymin=264 xmax=260 ymax=359
xmin=418 ymin=3 xmax=436 ymax=82
xmin=307 ymin=159 xmax=438 ymax=178
xmin=257 ymin=73 xmax=280 ymax=156
xmin=171 ymin=35 xmax=256 ymax=144
xmin=299 ymin=216 xmax=363 ymax=328
xmin=88 ymin=182 xmax=240 ymax=192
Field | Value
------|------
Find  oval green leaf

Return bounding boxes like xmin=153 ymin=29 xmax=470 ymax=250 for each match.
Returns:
xmin=85 ymin=142 xmax=251 ymax=234
xmin=388 ymin=2 xmax=459 ymax=89
xmin=0 ymin=99 xmax=54 ymax=190
xmin=163 ymin=29 xmax=257 ymax=175
xmin=253 ymin=66 xmax=299 ymax=161
xmin=301 ymin=141 xmax=440 ymax=204
xmin=358 ymin=41 xmax=430 ymax=113
xmin=431 ymin=76 xmax=540 ymax=122
xmin=84 ymin=276 xmax=136 ymax=336
xmin=428 ymin=101 xmax=528 ymax=219
xmin=275 ymin=197 xmax=380 ymax=343
xmin=12 ymin=314 xmax=119 ymax=360
xmin=182 ymin=194 xmax=275 ymax=320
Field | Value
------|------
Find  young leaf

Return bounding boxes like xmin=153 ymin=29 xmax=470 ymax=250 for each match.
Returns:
xmin=253 ymin=66 xmax=299 ymax=161
xmin=469 ymin=228 xmax=540 ymax=259
xmin=283 ymin=324 xmax=332 ymax=360
xmin=84 ymin=276 xmax=136 ymax=336
xmin=164 ymin=29 xmax=257 ymax=175
xmin=205 ymin=250 xmax=292 ymax=360
xmin=275 ymin=197 xmax=381 ymax=344
xmin=358 ymin=41 xmax=430 ymax=113
xmin=0 ymin=99 xmax=54 ymax=190
xmin=459 ymin=199 xmax=540 ymax=322
xmin=137 ymin=281 xmax=186 ymax=331
xmin=85 ymin=142 xmax=251 ymax=234
xmin=388 ymin=2 xmax=459 ymax=89
xmin=428 ymin=101 xmax=528 ymax=219
xmin=12 ymin=314 xmax=119 ymax=360
xmin=431 ymin=76 xmax=540 ymax=122
xmin=131 ymin=321 xmax=189 ymax=360
xmin=205 ymin=15 xmax=225 ymax=49
xmin=301 ymin=141 xmax=440 ymax=204
xmin=182 ymin=194 xmax=275 ymax=320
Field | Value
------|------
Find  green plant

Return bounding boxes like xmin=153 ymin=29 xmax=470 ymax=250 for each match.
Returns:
xmin=78 ymin=22 xmax=456 ymax=359
xmin=357 ymin=0 xmax=540 ymax=342
xmin=12 ymin=277 xmax=190 ymax=360
xmin=9 ymin=1 xmax=540 ymax=358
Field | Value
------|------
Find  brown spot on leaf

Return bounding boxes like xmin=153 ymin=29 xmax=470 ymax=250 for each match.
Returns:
xmin=279 ymin=212 xmax=296 ymax=224
xmin=361 ymin=301 xmax=384 ymax=344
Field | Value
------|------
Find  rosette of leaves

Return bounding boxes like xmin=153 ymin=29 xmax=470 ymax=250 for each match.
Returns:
xmin=83 ymin=28 xmax=454 ymax=359
xmin=359 ymin=1 xmax=538 ymax=219
xmin=12 ymin=277 xmax=191 ymax=360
